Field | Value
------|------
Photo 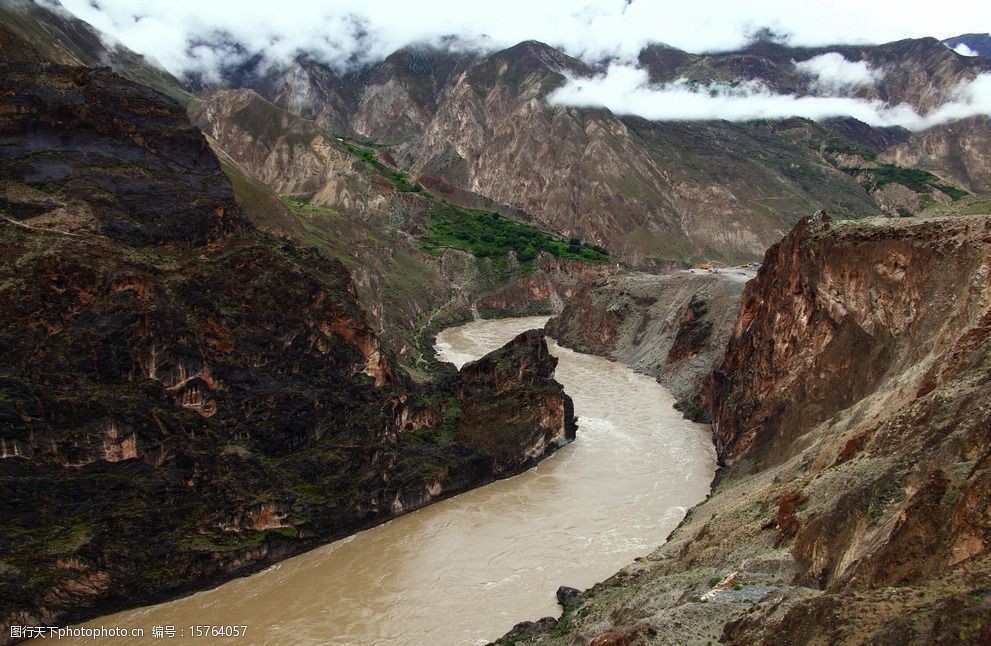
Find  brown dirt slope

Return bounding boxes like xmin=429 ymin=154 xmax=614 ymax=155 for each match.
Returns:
xmin=546 ymin=270 xmax=749 ymax=418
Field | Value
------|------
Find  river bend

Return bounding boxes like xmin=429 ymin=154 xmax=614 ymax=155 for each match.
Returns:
xmin=70 ymin=316 xmax=716 ymax=645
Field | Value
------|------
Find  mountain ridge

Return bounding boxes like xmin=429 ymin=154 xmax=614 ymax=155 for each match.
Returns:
xmin=6 ymin=2 xmax=988 ymax=268
xmin=3 ymin=4 xmax=991 ymax=644
xmin=944 ymin=32 xmax=991 ymax=57
xmin=208 ymin=31 xmax=988 ymax=264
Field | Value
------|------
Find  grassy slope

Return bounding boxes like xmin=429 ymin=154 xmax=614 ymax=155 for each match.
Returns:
xmin=421 ymin=201 xmax=609 ymax=264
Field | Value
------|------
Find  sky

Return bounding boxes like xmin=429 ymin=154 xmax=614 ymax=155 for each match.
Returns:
xmin=54 ymin=0 xmax=991 ymax=129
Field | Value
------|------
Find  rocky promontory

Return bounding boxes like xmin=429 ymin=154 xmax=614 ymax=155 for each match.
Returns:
xmin=457 ymin=329 xmax=577 ymax=475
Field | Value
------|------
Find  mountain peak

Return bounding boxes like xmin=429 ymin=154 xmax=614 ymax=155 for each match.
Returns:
xmin=943 ymin=32 xmax=991 ymax=57
xmin=491 ymin=40 xmax=585 ymax=71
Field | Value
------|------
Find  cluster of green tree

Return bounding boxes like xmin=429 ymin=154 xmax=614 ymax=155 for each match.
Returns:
xmin=422 ymin=202 xmax=610 ymax=263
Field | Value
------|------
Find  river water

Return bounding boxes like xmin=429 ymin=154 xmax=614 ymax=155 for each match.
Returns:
xmin=69 ymin=316 xmax=716 ymax=645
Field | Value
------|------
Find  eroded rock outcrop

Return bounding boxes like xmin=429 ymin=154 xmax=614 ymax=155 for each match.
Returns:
xmin=546 ymin=269 xmax=749 ymax=418
xmin=457 ymin=330 xmax=577 ymax=474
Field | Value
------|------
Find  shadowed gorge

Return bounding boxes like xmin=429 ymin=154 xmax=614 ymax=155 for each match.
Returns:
xmin=55 ymin=317 xmax=715 ymax=646
xmin=2 ymin=1 xmax=991 ymax=644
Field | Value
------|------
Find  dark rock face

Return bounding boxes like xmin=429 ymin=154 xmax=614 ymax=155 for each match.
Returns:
xmin=0 ymin=63 xmax=244 ymax=246
xmin=0 ymin=63 xmax=576 ymax=641
xmin=457 ymin=330 xmax=577 ymax=475
xmin=666 ymin=295 xmax=714 ymax=364
xmin=0 ymin=2 xmax=187 ymax=101
xmin=556 ymin=586 xmax=581 ymax=607
xmin=474 ymin=256 xmax=616 ymax=319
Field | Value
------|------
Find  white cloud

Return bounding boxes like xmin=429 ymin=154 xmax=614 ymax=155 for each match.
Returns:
xmin=547 ymin=64 xmax=991 ymax=131
xmin=56 ymin=0 xmax=991 ymax=80
xmin=953 ymin=43 xmax=979 ymax=57
xmin=794 ymin=53 xmax=879 ymax=92
xmin=922 ymin=73 xmax=991 ymax=124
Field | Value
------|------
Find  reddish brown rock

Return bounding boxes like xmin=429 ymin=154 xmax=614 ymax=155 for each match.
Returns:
xmin=704 ymin=212 xmax=991 ymax=468
xmin=503 ymin=213 xmax=991 ymax=646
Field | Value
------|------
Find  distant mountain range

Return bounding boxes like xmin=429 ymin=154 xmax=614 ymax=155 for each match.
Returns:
xmin=4 ymin=2 xmax=990 ymax=269
xmin=213 ymin=34 xmax=991 ymax=263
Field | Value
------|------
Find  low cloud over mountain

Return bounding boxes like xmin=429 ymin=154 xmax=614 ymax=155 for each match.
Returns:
xmin=549 ymin=58 xmax=991 ymax=130
xmin=59 ymin=0 xmax=991 ymax=82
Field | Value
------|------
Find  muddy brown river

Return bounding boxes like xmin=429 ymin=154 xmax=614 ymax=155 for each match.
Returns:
xmin=69 ymin=316 xmax=716 ymax=645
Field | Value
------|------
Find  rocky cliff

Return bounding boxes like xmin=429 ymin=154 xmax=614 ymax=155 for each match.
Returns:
xmin=546 ymin=269 xmax=749 ymax=417
xmin=0 ymin=62 xmax=575 ymax=641
xmin=706 ymin=211 xmax=991 ymax=470
xmin=474 ymin=255 xmax=618 ymax=318
xmin=0 ymin=63 xmax=244 ymax=247
xmin=502 ymin=212 xmax=991 ymax=645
